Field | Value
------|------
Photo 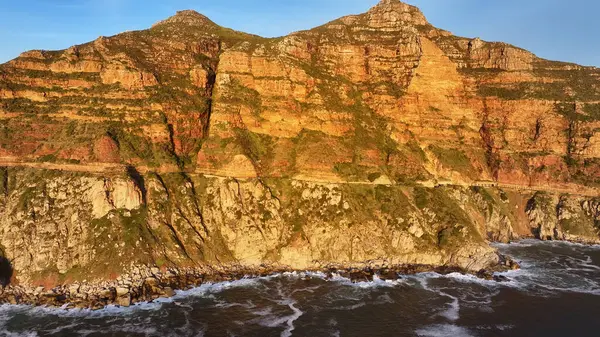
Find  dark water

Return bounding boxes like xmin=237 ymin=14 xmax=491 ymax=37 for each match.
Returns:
xmin=1 ymin=240 xmax=600 ymax=337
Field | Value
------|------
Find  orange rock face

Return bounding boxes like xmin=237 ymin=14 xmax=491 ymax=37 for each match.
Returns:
xmin=0 ymin=0 xmax=599 ymax=193
xmin=93 ymin=136 xmax=120 ymax=163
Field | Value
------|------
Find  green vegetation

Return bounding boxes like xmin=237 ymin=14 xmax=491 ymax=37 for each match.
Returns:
xmin=413 ymin=187 xmax=482 ymax=247
xmin=428 ymin=145 xmax=475 ymax=178
xmin=220 ymin=80 xmax=263 ymax=119
xmin=458 ymin=67 xmax=504 ymax=77
xmin=333 ymin=163 xmax=372 ymax=181
xmin=120 ymin=207 xmax=151 ymax=247
xmin=35 ymin=154 xmax=58 ymax=163
xmin=570 ymin=158 xmax=600 ymax=187
xmin=86 ymin=207 xmax=157 ymax=278
xmin=373 ymin=185 xmax=412 ymax=215
xmin=477 ymin=84 xmax=526 ymax=100
xmin=367 ymin=172 xmax=382 ymax=182
xmin=474 ymin=67 xmax=600 ymax=103
xmin=533 ymin=67 xmax=600 ymax=101
xmin=233 ymin=127 xmax=274 ymax=173
xmin=12 ymin=68 xmax=100 ymax=82
xmin=470 ymin=186 xmax=497 ymax=217
xmin=105 ymin=121 xmax=179 ymax=167
xmin=583 ymin=104 xmax=600 ymax=120
xmin=0 ymin=167 xmax=7 ymax=197
xmin=554 ymin=102 xmax=600 ymax=122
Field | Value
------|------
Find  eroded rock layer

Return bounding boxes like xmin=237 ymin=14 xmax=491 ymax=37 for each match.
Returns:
xmin=0 ymin=0 xmax=599 ymax=289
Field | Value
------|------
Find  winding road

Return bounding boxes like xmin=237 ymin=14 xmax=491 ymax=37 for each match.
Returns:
xmin=0 ymin=157 xmax=598 ymax=197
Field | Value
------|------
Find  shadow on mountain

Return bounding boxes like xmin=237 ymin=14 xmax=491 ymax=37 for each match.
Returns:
xmin=0 ymin=256 xmax=13 ymax=287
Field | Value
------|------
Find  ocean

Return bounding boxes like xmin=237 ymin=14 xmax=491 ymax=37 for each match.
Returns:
xmin=1 ymin=240 xmax=599 ymax=337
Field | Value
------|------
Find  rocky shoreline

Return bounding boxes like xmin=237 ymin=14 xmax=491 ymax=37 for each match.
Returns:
xmin=0 ymin=255 xmax=519 ymax=310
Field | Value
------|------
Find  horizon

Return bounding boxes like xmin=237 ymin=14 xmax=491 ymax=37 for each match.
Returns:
xmin=1 ymin=0 xmax=600 ymax=67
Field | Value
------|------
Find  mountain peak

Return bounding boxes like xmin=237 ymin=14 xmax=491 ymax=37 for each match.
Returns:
xmin=366 ymin=0 xmax=428 ymax=27
xmin=152 ymin=9 xmax=217 ymax=28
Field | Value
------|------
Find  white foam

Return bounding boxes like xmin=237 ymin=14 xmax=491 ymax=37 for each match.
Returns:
xmin=0 ymin=331 xmax=39 ymax=337
xmin=251 ymin=306 xmax=273 ymax=317
xmin=254 ymin=286 xmax=304 ymax=337
xmin=324 ymin=272 xmax=405 ymax=289
xmin=42 ymin=322 xmax=81 ymax=335
xmin=214 ymin=299 xmax=255 ymax=310
xmin=416 ymin=324 xmax=474 ymax=337
xmin=281 ymin=299 xmax=302 ymax=337
xmin=77 ymin=324 xmax=160 ymax=337
xmin=439 ymin=295 xmax=460 ymax=321
xmin=374 ymin=293 xmax=394 ymax=304
xmin=0 ymin=276 xmax=265 ymax=319
xmin=174 ymin=277 xmax=263 ymax=299
xmin=536 ymin=283 xmax=600 ymax=296
xmin=495 ymin=239 xmax=600 ymax=251
xmin=333 ymin=302 xmax=366 ymax=311
xmin=497 ymin=324 xmax=514 ymax=331
xmin=290 ymin=285 xmax=323 ymax=295
xmin=411 ymin=275 xmax=461 ymax=322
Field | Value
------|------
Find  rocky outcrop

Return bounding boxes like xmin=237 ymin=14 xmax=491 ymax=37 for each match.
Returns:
xmin=467 ymin=38 xmax=534 ymax=71
xmin=88 ymin=177 xmax=144 ymax=219
xmin=100 ymin=64 xmax=158 ymax=90
xmin=365 ymin=0 xmax=429 ymax=28
xmin=0 ymin=171 xmax=145 ymax=283
xmin=526 ymin=192 xmax=600 ymax=244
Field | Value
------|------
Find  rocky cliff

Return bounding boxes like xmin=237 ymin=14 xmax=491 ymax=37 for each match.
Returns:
xmin=0 ymin=0 xmax=599 ymax=296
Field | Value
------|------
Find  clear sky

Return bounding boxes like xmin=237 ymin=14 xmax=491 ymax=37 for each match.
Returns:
xmin=1 ymin=0 xmax=599 ymax=66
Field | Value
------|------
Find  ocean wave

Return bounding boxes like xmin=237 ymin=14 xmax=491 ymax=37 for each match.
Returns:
xmin=173 ymin=277 xmax=264 ymax=299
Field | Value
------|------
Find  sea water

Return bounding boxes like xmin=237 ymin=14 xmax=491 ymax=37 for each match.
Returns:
xmin=0 ymin=240 xmax=599 ymax=337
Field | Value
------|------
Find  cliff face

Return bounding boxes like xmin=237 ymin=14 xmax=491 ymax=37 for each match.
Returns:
xmin=0 ymin=0 xmax=599 ymax=286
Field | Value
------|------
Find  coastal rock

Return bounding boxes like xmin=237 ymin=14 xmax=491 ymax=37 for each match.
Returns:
xmin=526 ymin=192 xmax=560 ymax=240
xmin=88 ymin=177 xmax=144 ymax=219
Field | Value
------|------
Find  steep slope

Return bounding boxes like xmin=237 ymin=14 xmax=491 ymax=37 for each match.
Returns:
xmin=0 ymin=0 xmax=599 ymax=303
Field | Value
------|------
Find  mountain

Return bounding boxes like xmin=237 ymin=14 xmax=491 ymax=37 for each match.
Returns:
xmin=0 ymin=0 xmax=599 ymax=306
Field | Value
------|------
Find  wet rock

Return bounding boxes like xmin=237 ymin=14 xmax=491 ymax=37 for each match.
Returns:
xmin=349 ymin=270 xmax=373 ymax=283
xmin=115 ymin=287 xmax=130 ymax=297
xmin=378 ymin=269 xmax=400 ymax=281
xmin=476 ymin=269 xmax=494 ymax=281
xmin=162 ymin=287 xmax=176 ymax=298
xmin=493 ymin=275 xmax=510 ymax=283
xmin=116 ymin=294 xmax=131 ymax=307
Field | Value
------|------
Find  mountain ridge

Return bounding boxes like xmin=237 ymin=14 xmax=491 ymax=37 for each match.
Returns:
xmin=5 ymin=1 xmax=583 ymax=68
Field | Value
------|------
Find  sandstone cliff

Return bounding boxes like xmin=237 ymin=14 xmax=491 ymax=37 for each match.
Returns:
xmin=0 ymin=0 xmax=599 ymax=289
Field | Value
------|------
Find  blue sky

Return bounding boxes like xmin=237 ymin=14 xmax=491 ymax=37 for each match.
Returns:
xmin=1 ymin=0 xmax=599 ymax=66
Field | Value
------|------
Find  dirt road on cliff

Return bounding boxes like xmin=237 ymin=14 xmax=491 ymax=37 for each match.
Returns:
xmin=0 ymin=158 xmax=598 ymax=197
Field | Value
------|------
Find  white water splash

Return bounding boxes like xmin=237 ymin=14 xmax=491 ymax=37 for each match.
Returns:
xmin=416 ymin=324 xmax=474 ymax=337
